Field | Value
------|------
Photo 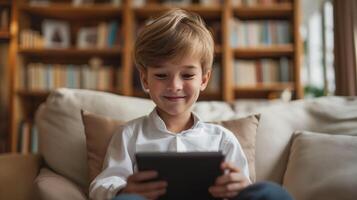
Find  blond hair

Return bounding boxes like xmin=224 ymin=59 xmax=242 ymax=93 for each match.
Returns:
xmin=134 ymin=8 xmax=214 ymax=74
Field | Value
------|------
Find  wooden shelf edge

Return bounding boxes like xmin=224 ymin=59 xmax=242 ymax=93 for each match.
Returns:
xmin=233 ymin=3 xmax=293 ymax=19
xmin=19 ymin=3 xmax=123 ymax=19
xmin=134 ymin=4 xmax=222 ymax=19
xmin=17 ymin=90 xmax=50 ymax=98
xmin=18 ymin=47 xmax=122 ymax=57
xmin=233 ymin=45 xmax=294 ymax=58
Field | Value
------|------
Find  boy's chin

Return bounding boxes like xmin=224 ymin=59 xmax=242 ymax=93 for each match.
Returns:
xmin=157 ymin=106 xmax=192 ymax=116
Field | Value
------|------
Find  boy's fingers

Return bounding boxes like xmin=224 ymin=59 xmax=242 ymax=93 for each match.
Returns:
xmin=209 ymin=185 xmax=226 ymax=194
xmin=209 ymin=181 xmax=246 ymax=194
xmin=226 ymin=191 xmax=239 ymax=198
xmin=128 ymin=171 xmax=158 ymax=182
xmin=215 ymin=173 xmax=245 ymax=185
xmin=221 ymin=162 xmax=240 ymax=172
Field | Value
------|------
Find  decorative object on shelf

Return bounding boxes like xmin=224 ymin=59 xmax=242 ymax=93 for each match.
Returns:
xmin=42 ymin=19 xmax=70 ymax=48
xmin=77 ymin=27 xmax=98 ymax=49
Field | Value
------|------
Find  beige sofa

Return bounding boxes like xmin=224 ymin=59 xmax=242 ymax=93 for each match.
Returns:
xmin=1 ymin=88 xmax=357 ymax=200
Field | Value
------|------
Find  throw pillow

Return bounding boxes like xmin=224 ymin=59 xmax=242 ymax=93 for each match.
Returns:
xmin=81 ymin=110 xmax=259 ymax=183
xmin=212 ymin=114 xmax=260 ymax=182
xmin=283 ymin=131 xmax=357 ymax=200
xmin=81 ymin=110 xmax=124 ymax=182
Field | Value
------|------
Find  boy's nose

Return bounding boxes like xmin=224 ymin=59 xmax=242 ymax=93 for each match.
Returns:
xmin=167 ymin=77 xmax=183 ymax=91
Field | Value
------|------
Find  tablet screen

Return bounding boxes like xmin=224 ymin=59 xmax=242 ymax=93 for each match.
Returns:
xmin=135 ymin=152 xmax=224 ymax=200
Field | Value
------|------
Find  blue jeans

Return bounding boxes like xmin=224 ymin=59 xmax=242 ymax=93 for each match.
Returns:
xmin=112 ymin=181 xmax=293 ymax=200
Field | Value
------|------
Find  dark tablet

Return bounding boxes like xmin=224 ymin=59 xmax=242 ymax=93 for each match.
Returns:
xmin=135 ymin=152 xmax=224 ymax=200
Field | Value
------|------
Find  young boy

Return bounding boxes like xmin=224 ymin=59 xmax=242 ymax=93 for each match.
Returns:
xmin=90 ymin=9 xmax=292 ymax=200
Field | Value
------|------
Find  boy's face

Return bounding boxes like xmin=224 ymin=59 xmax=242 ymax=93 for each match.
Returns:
xmin=140 ymin=56 xmax=211 ymax=117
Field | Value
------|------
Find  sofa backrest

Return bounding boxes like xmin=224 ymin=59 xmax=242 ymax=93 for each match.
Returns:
xmin=35 ymin=88 xmax=357 ymax=189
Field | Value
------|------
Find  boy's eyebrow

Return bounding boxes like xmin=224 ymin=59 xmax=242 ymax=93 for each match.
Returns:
xmin=183 ymin=65 xmax=198 ymax=69
xmin=154 ymin=64 xmax=199 ymax=69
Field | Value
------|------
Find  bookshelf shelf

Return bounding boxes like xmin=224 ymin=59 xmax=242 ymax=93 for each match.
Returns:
xmin=233 ymin=45 xmax=294 ymax=58
xmin=134 ymin=4 xmax=222 ymax=19
xmin=19 ymin=4 xmax=123 ymax=19
xmin=233 ymin=3 xmax=293 ymax=19
xmin=19 ymin=47 xmax=122 ymax=57
xmin=17 ymin=90 xmax=50 ymax=98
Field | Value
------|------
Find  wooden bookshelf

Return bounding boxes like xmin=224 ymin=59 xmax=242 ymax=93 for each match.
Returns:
xmin=0 ymin=0 xmax=11 ymax=153
xmin=7 ymin=0 xmax=302 ymax=153
xmin=228 ymin=0 xmax=302 ymax=101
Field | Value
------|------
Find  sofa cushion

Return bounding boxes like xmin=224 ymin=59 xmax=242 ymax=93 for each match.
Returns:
xmin=81 ymin=110 xmax=260 ymax=183
xmin=34 ymin=168 xmax=87 ymax=200
xmin=35 ymin=88 xmax=155 ymax=189
xmin=255 ymin=96 xmax=357 ymax=183
xmin=283 ymin=131 xmax=357 ymax=200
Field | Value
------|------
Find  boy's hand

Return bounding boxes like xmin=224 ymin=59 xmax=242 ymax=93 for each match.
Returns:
xmin=120 ymin=171 xmax=167 ymax=200
xmin=208 ymin=162 xmax=250 ymax=199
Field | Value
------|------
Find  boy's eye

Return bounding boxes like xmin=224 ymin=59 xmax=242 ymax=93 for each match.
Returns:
xmin=182 ymin=74 xmax=195 ymax=79
xmin=154 ymin=74 xmax=167 ymax=79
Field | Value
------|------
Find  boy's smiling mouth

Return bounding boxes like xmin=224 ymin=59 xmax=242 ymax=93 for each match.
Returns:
xmin=163 ymin=95 xmax=186 ymax=101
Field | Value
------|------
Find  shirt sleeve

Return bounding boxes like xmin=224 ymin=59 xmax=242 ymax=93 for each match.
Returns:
xmin=89 ymin=126 xmax=134 ymax=200
xmin=221 ymin=130 xmax=251 ymax=183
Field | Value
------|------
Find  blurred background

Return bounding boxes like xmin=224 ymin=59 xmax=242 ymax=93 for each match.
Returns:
xmin=0 ymin=0 xmax=356 ymax=153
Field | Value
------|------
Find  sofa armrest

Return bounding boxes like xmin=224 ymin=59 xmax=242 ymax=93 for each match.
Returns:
xmin=0 ymin=153 xmax=43 ymax=200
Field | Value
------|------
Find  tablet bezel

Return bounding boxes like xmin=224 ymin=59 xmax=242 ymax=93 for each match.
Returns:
xmin=135 ymin=151 xmax=224 ymax=200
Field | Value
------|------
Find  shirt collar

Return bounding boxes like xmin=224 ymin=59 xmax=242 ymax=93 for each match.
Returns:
xmin=148 ymin=107 xmax=202 ymax=134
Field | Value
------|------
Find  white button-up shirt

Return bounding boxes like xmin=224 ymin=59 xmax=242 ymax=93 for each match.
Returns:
xmin=89 ymin=108 xmax=250 ymax=200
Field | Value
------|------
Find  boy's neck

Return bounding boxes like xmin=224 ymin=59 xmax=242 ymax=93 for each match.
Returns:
xmin=156 ymin=108 xmax=194 ymax=134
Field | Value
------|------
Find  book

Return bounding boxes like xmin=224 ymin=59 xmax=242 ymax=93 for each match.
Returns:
xmin=25 ymin=63 xmax=116 ymax=91
xmin=0 ymin=9 xmax=9 ymax=30
xmin=31 ymin=126 xmax=38 ymax=153
xmin=230 ymin=19 xmax=291 ymax=47
xmin=107 ymin=21 xmax=118 ymax=47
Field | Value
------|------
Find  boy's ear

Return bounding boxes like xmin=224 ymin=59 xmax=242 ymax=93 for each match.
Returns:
xmin=139 ymin=68 xmax=149 ymax=92
xmin=200 ymin=70 xmax=211 ymax=91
